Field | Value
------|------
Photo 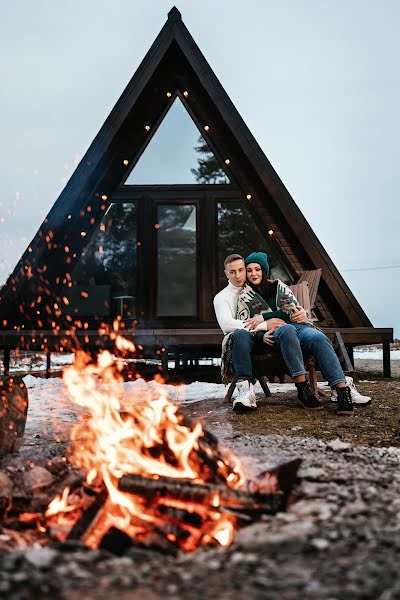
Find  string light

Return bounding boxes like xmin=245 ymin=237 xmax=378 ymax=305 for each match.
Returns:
xmin=246 ymin=194 xmax=252 ymax=200
xmin=123 ymin=159 xmax=129 ymax=166
xmin=204 ymin=125 xmax=210 ymax=131
xmin=225 ymin=159 xmax=230 ymax=165
xmin=166 ymin=92 xmax=172 ymax=98
xmin=183 ymin=90 xmax=189 ymax=97
xmin=268 ymin=229 xmax=274 ymax=235
xmin=101 ymin=195 xmax=108 ymax=200
xmin=145 ymin=125 xmax=151 ymax=131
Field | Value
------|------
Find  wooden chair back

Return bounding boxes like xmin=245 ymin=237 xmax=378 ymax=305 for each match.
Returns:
xmin=289 ymin=281 xmax=312 ymax=319
xmin=296 ymin=268 xmax=322 ymax=309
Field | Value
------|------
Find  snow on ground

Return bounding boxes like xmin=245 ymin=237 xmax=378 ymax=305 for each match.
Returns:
xmin=354 ymin=348 xmax=400 ymax=360
xmin=22 ymin=373 xmax=332 ymax=447
xmin=23 ymin=373 xmax=302 ymax=407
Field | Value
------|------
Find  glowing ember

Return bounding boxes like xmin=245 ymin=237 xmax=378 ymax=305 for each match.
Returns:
xmin=47 ymin=340 xmax=246 ymax=551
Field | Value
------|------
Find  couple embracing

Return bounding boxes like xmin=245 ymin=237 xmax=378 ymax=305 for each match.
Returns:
xmin=213 ymin=252 xmax=371 ymax=415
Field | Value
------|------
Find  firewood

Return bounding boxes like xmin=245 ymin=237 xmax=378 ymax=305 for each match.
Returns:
xmin=118 ymin=474 xmax=287 ymax=515
xmin=253 ymin=458 xmax=302 ymax=494
xmin=66 ymin=488 xmax=108 ymax=540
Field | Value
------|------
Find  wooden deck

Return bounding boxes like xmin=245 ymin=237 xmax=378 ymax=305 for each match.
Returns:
xmin=0 ymin=326 xmax=394 ymax=377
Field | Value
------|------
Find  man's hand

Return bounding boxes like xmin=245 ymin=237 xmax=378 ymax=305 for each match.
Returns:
xmin=266 ymin=318 xmax=286 ymax=333
xmin=291 ymin=306 xmax=308 ymax=323
xmin=263 ymin=331 xmax=275 ymax=347
xmin=244 ymin=313 xmax=264 ymax=331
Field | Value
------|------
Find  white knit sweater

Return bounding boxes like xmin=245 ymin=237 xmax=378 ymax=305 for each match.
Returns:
xmin=213 ymin=282 xmax=246 ymax=335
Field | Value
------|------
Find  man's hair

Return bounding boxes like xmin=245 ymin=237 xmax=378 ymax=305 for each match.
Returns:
xmin=224 ymin=254 xmax=245 ymax=269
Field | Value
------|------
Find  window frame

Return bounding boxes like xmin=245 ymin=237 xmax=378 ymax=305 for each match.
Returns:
xmin=106 ymin=184 xmax=295 ymax=327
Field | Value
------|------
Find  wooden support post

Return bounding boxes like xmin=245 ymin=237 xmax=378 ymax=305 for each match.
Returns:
xmin=334 ymin=332 xmax=354 ymax=373
xmin=383 ymin=342 xmax=391 ymax=378
xmin=347 ymin=345 xmax=354 ymax=368
xmin=3 ymin=349 xmax=10 ymax=377
xmin=46 ymin=349 xmax=51 ymax=379
xmin=161 ymin=348 xmax=168 ymax=374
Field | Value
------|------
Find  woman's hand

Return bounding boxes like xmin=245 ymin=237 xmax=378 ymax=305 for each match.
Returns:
xmin=266 ymin=318 xmax=286 ymax=332
xmin=244 ymin=313 xmax=264 ymax=331
xmin=263 ymin=331 xmax=275 ymax=347
xmin=291 ymin=306 xmax=308 ymax=323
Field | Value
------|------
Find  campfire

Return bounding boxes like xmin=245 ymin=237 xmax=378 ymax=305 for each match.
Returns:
xmin=2 ymin=336 xmax=301 ymax=554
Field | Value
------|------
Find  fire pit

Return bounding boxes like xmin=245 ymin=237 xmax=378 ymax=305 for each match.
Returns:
xmin=0 ymin=337 xmax=301 ymax=555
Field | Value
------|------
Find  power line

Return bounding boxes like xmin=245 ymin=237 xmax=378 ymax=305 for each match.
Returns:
xmin=341 ymin=264 xmax=400 ymax=273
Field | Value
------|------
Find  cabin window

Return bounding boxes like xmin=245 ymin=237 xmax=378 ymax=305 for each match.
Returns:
xmin=64 ymin=202 xmax=137 ymax=318
xmin=217 ymin=201 xmax=290 ymax=289
xmin=157 ymin=204 xmax=197 ymax=316
xmin=124 ymin=98 xmax=230 ymax=185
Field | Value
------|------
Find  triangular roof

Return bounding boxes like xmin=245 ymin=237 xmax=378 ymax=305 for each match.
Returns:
xmin=0 ymin=6 xmax=371 ymax=328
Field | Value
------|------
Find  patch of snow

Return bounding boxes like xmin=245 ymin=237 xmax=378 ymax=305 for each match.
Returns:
xmin=24 ymin=374 xmax=327 ymax=409
xmin=354 ymin=348 xmax=400 ymax=360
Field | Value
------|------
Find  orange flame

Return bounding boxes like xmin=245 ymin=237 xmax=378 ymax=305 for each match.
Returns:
xmin=48 ymin=337 xmax=245 ymax=550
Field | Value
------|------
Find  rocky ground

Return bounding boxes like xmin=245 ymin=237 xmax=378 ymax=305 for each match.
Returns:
xmin=1 ymin=363 xmax=400 ymax=599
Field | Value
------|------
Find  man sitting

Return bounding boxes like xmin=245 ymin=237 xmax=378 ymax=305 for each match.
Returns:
xmin=213 ymin=253 xmax=370 ymax=415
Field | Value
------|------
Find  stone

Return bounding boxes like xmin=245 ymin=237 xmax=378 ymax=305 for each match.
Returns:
xmin=0 ymin=471 xmax=13 ymax=498
xmin=25 ymin=546 xmax=58 ymax=569
xmin=289 ymin=500 xmax=336 ymax=521
xmin=23 ymin=466 xmax=53 ymax=493
xmin=299 ymin=467 xmax=327 ymax=480
xmin=326 ymin=438 xmax=352 ymax=452
xmin=310 ymin=538 xmax=330 ymax=550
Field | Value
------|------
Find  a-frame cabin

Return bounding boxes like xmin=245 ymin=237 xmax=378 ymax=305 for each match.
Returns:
xmin=0 ymin=7 xmax=393 ymax=376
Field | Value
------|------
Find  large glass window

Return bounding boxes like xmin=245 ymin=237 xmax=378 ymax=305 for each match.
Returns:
xmin=63 ymin=202 xmax=137 ymax=318
xmin=157 ymin=204 xmax=197 ymax=316
xmin=218 ymin=202 xmax=290 ymax=289
xmin=124 ymin=98 xmax=230 ymax=185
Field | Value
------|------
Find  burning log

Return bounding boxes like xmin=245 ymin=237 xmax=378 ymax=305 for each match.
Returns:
xmin=60 ymin=460 xmax=300 ymax=554
xmin=66 ymin=488 xmax=108 ymax=541
xmin=118 ymin=473 xmax=287 ymax=516
xmin=0 ymin=376 xmax=28 ymax=456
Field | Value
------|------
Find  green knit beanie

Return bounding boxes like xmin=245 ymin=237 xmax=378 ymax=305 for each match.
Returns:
xmin=245 ymin=252 xmax=270 ymax=275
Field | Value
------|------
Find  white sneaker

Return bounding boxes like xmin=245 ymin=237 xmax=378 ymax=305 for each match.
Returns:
xmin=331 ymin=376 xmax=371 ymax=406
xmin=233 ymin=380 xmax=257 ymax=412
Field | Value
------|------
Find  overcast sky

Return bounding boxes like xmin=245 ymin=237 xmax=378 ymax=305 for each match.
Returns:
xmin=0 ymin=0 xmax=399 ymax=336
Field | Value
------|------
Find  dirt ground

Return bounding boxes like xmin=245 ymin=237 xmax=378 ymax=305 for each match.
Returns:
xmin=182 ymin=376 xmax=400 ymax=450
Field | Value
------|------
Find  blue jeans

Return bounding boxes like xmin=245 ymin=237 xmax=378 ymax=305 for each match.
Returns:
xmin=273 ymin=323 xmax=345 ymax=387
xmin=231 ymin=325 xmax=345 ymax=387
xmin=231 ymin=329 xmax=257 ymax=384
